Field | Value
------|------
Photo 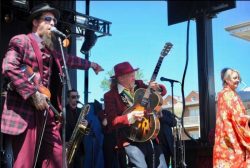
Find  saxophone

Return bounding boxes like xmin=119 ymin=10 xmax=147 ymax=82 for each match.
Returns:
xmin=66 ymin=103 xmax=90 ymax=166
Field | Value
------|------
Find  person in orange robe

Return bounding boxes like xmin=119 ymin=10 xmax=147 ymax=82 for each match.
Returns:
xmin=213 ymin=68 xmax=250 ymax=168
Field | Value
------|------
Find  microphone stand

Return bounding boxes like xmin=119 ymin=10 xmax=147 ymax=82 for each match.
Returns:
xmin=167 ymin=80 xmax=186 ymax=168
xmin=169 ymin=81 xmax=177 ymax=168
xmin=58 ymin=37 xmax=72 ymax=168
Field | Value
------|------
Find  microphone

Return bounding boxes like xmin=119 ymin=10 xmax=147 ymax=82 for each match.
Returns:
xmin=50 ymin=27 xmax=66 ymax=38
xmin=77 ymin=100 xmax=84 ymax=106
xmin=160 ymin=77 xmax=180 ymax=83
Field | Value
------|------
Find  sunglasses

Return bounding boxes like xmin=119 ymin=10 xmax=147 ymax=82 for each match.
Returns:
xmin=70 ymin=95 xmax=80 ymax=99
xmin=40 ymin=16 xmax=57 ymax=24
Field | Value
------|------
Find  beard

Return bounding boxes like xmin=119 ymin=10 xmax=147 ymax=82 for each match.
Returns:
xmin=42 ymin=32 xmax=55 ymax=50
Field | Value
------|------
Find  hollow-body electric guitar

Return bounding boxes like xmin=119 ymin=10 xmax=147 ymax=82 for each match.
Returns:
xmin=123 ymin=42 xmax=173 ymax=142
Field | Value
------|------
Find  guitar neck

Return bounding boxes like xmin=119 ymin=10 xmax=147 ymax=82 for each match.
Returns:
xmin=141 ymin=55 xmax=164 ymax=107
xmin=141 ymin=42 xmax=173 ymax=106
xmin=150 ymin=55 xmax=164 ymax=82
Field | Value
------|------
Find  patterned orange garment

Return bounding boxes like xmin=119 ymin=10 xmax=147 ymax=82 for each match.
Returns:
xmin=213 ymin=86 xmax=250 ymax=168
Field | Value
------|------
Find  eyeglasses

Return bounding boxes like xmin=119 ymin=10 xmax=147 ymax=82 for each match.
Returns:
xmin=70 ymin=95 xmax=80 ymax=99
xmin=40 ymin=16 xmax=57 ymax=24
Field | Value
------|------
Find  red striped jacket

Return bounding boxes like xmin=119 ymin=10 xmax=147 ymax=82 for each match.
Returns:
xmin=1 ymin=33 xmax=91 ymax=135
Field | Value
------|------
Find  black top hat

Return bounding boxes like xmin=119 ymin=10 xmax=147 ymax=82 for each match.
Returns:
xmin=27 ymin=3 xmax=60 ymax=28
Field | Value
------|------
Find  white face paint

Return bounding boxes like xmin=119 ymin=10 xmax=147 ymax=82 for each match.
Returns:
xmin=226 ymin=71 xmax=240 ymax=90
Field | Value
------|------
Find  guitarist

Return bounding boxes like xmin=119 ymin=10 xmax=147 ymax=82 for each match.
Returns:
xmin=103 ymin=61 xmax=168 ymax=168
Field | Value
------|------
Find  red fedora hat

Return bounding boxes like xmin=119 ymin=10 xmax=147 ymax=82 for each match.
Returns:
xmin=111 ymin=62 xmax=139 ymax=78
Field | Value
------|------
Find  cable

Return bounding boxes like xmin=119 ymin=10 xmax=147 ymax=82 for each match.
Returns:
xmin=180 ymin=19 xmax=198 ymax=142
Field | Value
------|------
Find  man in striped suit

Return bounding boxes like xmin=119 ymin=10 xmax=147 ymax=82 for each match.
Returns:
xmin=1 ymin=3 xmax=103 ymax=167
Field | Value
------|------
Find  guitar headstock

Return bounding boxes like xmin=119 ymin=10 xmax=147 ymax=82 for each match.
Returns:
xmin=160 ymin=42 xmax=173 ymax=57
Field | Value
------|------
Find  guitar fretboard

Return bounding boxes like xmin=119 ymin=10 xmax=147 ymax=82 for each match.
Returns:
xmin=141 ymin=42 xmax=173 ymax=107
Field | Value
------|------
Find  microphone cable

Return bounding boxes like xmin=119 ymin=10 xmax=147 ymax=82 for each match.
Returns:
xmin=180 ymin=19 xmax=197 ymax=142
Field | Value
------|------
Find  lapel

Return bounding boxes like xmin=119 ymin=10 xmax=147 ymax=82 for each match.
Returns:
xmin=27 ymin=33 xmax=43 ymax=79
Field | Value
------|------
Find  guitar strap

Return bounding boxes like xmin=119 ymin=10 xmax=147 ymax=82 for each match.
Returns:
xmin=27 ymin=34 xmax=49 ymax=168
xmin=120 ymin=84 xmax=138 ymax=108
xmin=27 ymin=34 xmax=44 ymax=81
xmin=120 ymin=92 xmax=132 ymax=108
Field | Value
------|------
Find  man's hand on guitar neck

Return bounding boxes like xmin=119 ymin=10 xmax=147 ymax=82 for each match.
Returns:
xmin=127 ymin=110 xmax=144 ymax=124
xmin=148 ymin=81 xmax=162 ymax=92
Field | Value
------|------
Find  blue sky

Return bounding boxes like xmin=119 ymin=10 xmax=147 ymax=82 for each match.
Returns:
xmin=75 ymin=1 xmax=250 ymax=104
